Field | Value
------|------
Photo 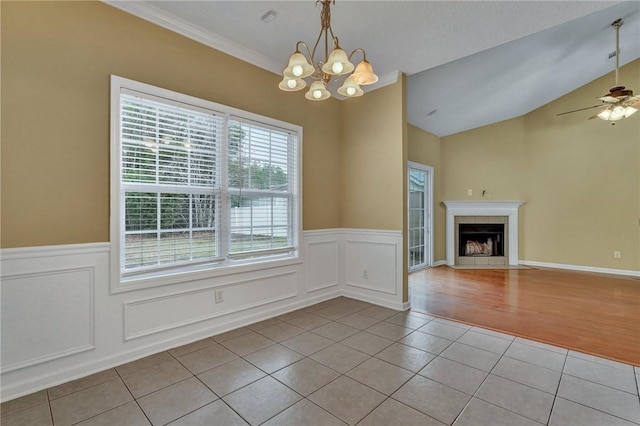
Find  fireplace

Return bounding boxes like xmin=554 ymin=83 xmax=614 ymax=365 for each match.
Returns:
xmin=455 ymin=217 xmax=507 ymax=265
xmin=444 ymin=201 xmax=523 ymax=266
xmin=459 ymin=223 xmax=504 ymax=257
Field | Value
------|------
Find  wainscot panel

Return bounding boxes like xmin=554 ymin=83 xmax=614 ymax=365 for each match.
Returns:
xmin=341 ymin=229 xmax=404 ymax=310
xmin=1 ymin=267 xmax=95 ymax=373
xmin=124 ymin=270 xmax=299 ymax=340
xmin=304 ymin=229 xmax=341 ymax=293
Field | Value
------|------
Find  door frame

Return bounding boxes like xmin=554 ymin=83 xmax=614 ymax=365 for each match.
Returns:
xmin=407 ymin=161 xmax=434 ymax=271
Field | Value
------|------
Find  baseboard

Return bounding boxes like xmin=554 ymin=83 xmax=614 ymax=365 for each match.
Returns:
xmin=432 ymin=260 xmax=447 ymax=267
xmin=520 ymin=260 xmax=640 ymax=278
xmin=341 ymin=289 xmax=405 ymax=311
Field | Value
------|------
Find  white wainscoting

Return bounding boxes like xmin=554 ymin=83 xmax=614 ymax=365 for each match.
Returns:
xmin=124 ymin=270 xmax=299 ymax=340
xmin=1 ymin=263 xmax=96 ymax=373
xmin=342 ymin=229 xmax=404 ymax=309
xmin=304 ymin=230 xmax=341 ymax=293
xmin=0 ymin=228 xmax=403 ymax=402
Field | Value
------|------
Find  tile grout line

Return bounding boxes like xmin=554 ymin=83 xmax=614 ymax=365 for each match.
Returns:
xmin=446 ymin=326 xmax=517 ymax=426
xmin=297 ymin=327 xmax=407 ymax=426
xmin=254 ymin=304 xmax=375 ymax=425
xmin=351 ymin=318 xmax=465 ymax=424
xmin=112 ymin=359 xmax=155 ymax=426
xmin=46 ymin=389 xmax=54 ymax=426
xmin=546 ymin=346 xmax=570 ymax=426
xmin=257 ymin=315 xmax=416 ymax=425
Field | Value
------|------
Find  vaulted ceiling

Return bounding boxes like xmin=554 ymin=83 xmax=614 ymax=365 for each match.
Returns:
xmin=107 ymin=1 xmax=640 ymax=136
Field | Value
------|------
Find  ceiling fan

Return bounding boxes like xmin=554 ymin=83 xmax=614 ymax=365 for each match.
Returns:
xmin=557 ymin=18 xmax=639 ymax=123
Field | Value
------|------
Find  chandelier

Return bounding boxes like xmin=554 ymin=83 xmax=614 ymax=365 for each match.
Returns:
xmin=278 ymin=0 xmax=379 ymax=101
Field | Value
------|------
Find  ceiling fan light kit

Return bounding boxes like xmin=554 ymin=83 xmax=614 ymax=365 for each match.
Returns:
xmin=558 ymin=18 xmax=639 ymax=124
xmin=278 ymin=0 xmax=378 ymax=101
xmin=596 ymin=105 xmax=636 ymax=121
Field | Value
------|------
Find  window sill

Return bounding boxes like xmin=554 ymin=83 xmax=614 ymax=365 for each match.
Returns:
xmin=110 ymin=254 xmax=302 ymax=294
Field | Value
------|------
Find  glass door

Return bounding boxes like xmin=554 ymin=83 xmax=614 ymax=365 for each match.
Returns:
xmin=408 ymin=162 xmax=432 ymax=270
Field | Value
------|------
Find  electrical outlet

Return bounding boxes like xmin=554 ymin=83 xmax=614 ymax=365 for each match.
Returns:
xmin=215 ymin=290 xmax=224 ymax=304
xmin=613 ymin=251 xmax=621 ymax=259
xmin=363 ymin=270 xmax=368 ymax=279
xmin=467 ymin=189 xmax=473 ymax=196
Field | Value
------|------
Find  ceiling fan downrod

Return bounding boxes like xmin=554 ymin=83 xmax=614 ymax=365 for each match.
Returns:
xmin=612 ymin=18 xmax=623 ymax=89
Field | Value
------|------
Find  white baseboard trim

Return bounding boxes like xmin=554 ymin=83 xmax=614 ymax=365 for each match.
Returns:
xmin=520 ymin=260 xmax=640 ymax=278
xmin=342 ymin=289 xmax=404 ymax=311
xmin=432 ymin=260 xmax=447 ymax=267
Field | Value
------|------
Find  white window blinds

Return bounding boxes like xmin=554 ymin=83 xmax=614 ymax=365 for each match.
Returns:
xmin=120 ymin=91 xmax=224 ymax=274
xmin=113 ymin=79 xmax=300 ymax=283
xmin=227 ymin=118 xmax=297 ymax=258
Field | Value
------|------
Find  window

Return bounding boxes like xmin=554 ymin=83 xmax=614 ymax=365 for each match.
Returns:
xmin=111 ymin=76 xmax=300 ymax=289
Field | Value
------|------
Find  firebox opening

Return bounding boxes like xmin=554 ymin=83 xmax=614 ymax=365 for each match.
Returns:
xmin=458 ymin=223 xmax=504 ymax=257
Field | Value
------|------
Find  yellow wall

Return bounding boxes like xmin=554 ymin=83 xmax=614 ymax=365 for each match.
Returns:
xmin=340 ymin=78 xmax=406 ymax=231
xmin=1 ymin=1 xmax=343 ymax=248
xmin=441 ymin=117 xmax=526 ymax=202
xmin=441 ymin=59 xmax=640 ymax=271
xmin=522 ymin=60 xmax=639 ymax=271
xmin=408 ymin=125 xmax=445 ymax=262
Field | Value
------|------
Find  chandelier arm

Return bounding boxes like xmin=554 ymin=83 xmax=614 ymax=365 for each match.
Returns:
xmin=324 ymin=22 xmax=330 ymax=64
xmin=348 ymin=48 xmax=367 ymax=62
xmin=295 ymin=41 xmax=314 ymax=64
xmin=309 ymin=27 xmax=325 ymax=70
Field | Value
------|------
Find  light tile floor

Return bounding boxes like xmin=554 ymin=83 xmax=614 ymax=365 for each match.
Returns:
xmin=2 ymin=297 xmax=640 ymax=426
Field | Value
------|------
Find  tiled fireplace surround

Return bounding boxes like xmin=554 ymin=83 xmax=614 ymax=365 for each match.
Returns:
xmin=444 ymin=201 xmax=524 ymax=266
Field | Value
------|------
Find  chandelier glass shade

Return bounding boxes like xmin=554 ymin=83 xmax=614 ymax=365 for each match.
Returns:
xmin=304 ymin=80 xmax=331 ymax=101
xmin=278 ymin=0 xmax=378 ymax=101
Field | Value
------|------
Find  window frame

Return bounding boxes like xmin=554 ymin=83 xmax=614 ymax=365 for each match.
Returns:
xmin=110 ymin=75 xmax=302 ymax=293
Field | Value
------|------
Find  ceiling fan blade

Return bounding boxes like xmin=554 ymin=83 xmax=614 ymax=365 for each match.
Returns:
xmin=598 ymin=95 xmax=622 ymax=103
xmin=626 ymin=96 xmax=640 ymax=107
xmin=556 ymin=104 xmax=603 ymax=116
xmin=588 ymin=109 xmax=607 ymax=120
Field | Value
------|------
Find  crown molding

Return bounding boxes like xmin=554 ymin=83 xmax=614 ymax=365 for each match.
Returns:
xmin=369 ymin=71 xmax=402 ymax=91
xmin=102 ymin=1 xmax=284 ymax=74
xmin=103 ymin=1 xmax=401 ymax=99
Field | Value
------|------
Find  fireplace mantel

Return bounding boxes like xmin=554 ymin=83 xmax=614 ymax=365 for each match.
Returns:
xmin=444 ymin=201 xmax=524 ymax=266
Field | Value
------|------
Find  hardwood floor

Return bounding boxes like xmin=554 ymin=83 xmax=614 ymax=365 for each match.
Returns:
xmin=409 ymin=266 xmax=640 ymax=366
